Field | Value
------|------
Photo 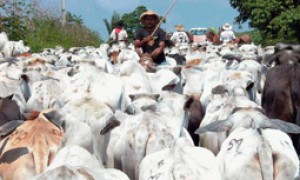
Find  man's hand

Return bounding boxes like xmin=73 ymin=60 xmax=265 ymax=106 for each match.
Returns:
xmin=143 ymin=35 xmax=153 ymax=42
xmin=139 ymin=53 xmax=157 ymax=72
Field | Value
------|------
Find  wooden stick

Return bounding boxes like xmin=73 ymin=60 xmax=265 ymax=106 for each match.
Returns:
xmin=151 ymin=0 xmax=177 ymax=36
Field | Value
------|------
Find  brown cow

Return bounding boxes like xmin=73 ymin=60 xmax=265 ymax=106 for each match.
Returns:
xmin=234 ymin=34 xmax=252 ymax=45
xmin=262 ymin=62 xmax=300 ymax=153
xmin=206 ymin=31 xmax=222 ymax=45
xmin=184 ymin=94 xmax=204 ymax=145
xmin=265 ymin=43 xmax=300 ymax=66
xmin=206 ymin=29 xmax=252 ymax=46
xmin=0 ymin=109 xmax=64 ymax=180
xmin=0 ymin=94 xmax=23 ymax=126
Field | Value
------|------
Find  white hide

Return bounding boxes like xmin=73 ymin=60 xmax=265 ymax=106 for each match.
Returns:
xmin=61 ymin=94 xmax=120 ymax=166
xmin=217 ymin=128 xmax=299 ymax=180
xmin=0 ymin=32 xmax=9 ymax=52
xmin=139 ymin=130 xmax=221 ymax=180
xmin=33 ymin=146 xmax=130 ymax=180
xmin=148 ymin=69 xmax=180 ymax=94
xmin=199 ymin=92 xmax=260 ymax=155
xmin=26 ymin=79 xmax=64 ymax=112
xmin=109 ymin=109 xmax=184 ymax=180
xmin=60 ymin=70 xmax=125 ymax=111
xmin=1 ymin=40 xmax=30 ymax=57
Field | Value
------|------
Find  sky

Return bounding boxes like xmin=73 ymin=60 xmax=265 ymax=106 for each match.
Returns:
xmin=41 ymin=0 xmax=251 ymax=41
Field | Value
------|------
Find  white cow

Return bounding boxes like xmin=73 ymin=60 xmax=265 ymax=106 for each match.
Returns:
xmin=197 ymin=105 xmax=300 ymax=155
xmin=197 ymin=88 xmax=261 ymax=154
xmin=26 ymin=79 xmax=65 ymax=112
xmin=61 ymin=93 xmax=121 ymax=166
xmin=33 ymin=146 xmax=129 ymax=180
xmin=139 ymin=129 xmax=221 ymax=180
xmin=60 ymin=70 xmax=126 ymax=111
xmin=0 ymin=32 xmax=9 ymax=51
xmin=112 ymin=110 xmax=183 ymax=180
xmin=1 ymin=40 xmax=30 ymax=57
xmin=217 ymin=128 xmax=299 ymax=180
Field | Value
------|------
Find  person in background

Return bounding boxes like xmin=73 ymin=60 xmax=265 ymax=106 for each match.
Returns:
xmin=110 ymin=20 xmax=128 ymax=46
xmin=219 ymin=23 xmax=236 ymax=45
xmin=134 ymin=10 xmax=167 ymax=67
xmin=170 ymin=24 xmax=191 ymax=47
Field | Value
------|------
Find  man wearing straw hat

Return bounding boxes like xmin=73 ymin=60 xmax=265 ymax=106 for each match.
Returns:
xmin=134 ymin=10 xmax=167 ymax=66
xmin=170 ymin=24 xmax=190 ymax=47
xmin=220 ymin=22 xmax=236 ymax=45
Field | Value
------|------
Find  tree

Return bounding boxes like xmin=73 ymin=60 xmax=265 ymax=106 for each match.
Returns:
xmin=66 ymin=11 xmax=83 ymax=25
xmin=103 ymin=11 xmax=121 ymax=42
xmin=121 ymin=6 xmax=147 ymax=42
xmin=103 ymin=6 xmax=167 ymax=43
xmin=0 ymin=0 xmax=32 ymax=41
xmin=230 ymin=0 xmax=300 ymax=45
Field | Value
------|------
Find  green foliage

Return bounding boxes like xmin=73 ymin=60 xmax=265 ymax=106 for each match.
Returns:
xmin=66 ymin=12 xmax=83 ymax=25
xmin=121 ymin=6 xmax=147 ymax=42
xmin=103 ymin=7 xmax=148 ymax=43
xmin=0 ymin=0 xmax=103 ymax=53
xmin=25 ymin=16 xmax=103 ymax=52
xmin=230 ymin=0 xmax=300 ymax=45
xmin=0 ymin=0 xmax=31 ymax=41
xmin=103 ymin=11 xmax=121 ymax=42
xmin=103 ymin=6 xmax=166 ymax=43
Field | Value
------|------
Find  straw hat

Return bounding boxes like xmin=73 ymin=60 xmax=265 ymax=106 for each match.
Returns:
xmin=175 ymin=24 xmax=185 ymax=31
xmin=222 ymin=23 xmax=233 ymax=31
xmin=139 ymin=10 xmax=159 ymax=25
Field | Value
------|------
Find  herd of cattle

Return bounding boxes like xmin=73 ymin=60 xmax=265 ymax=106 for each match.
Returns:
xmin=0 ymin=31 xmax=300 ymax=180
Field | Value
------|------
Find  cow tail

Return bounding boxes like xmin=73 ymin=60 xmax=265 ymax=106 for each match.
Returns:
xmin=134 ymin=126 xmax=150 ymax=180
xmin=32 ymin=139 xmax=50 ymax=174
xmin=257 ymin=129 xmax=273 ymax=180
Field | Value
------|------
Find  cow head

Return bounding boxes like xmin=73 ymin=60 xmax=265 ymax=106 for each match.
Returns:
xmin=195 ymin=106 xmax=300 ymax=135
xmin=265 ymin=43 xmax=300 ymax=67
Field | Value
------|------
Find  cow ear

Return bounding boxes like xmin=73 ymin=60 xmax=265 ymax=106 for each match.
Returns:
xmin=172 ymin=66 xmax=182 ymax=75
xmin=43 ymin=110 xmax=63 ymax=129
xmin=6 ymin=94 xmax=14 ymax=100
xmin=184 ymin=95 xmax=194 ymax=111
xmin=194 ymin=119 xmax=233 ymax=134
xmin=20 ymin=74 xmax=31 ymax=102
xmin=0 ymin=120 xmax=24 ymax=138
xmin=150 ymin=94 xmax=160 ymax=101
xmin=129 ymin=94 xmax=137 ymax=102
xmin=211 ymin=85 xmax=227 ymax=94
xmin=261 ymin=119 xmax=300 ymax=134
xmin=125 ymin=104 xmax=135 ymax=115
xmin=67 ymin=68 xmax=75 ymax=77
xmin=100 ymin=116 xmax=120 ymax=135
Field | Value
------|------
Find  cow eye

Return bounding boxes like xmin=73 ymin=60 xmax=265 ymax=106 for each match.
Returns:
xmin=226 ymin=130 xmax=230 ymax=137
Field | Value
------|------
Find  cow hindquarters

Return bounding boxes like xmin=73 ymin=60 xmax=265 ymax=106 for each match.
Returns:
xmin=273 ymin=153 xmax=298 ymax=180
xmin=292 ymin=65 xmax=300 ymax=154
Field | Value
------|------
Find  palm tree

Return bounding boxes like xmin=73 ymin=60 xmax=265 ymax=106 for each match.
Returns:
xmin=103 ymin=11 xmax=121 ymax=42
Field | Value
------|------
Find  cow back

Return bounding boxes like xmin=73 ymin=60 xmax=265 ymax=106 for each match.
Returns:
xmin=0 ymin=116 xmax=64 ymax=179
